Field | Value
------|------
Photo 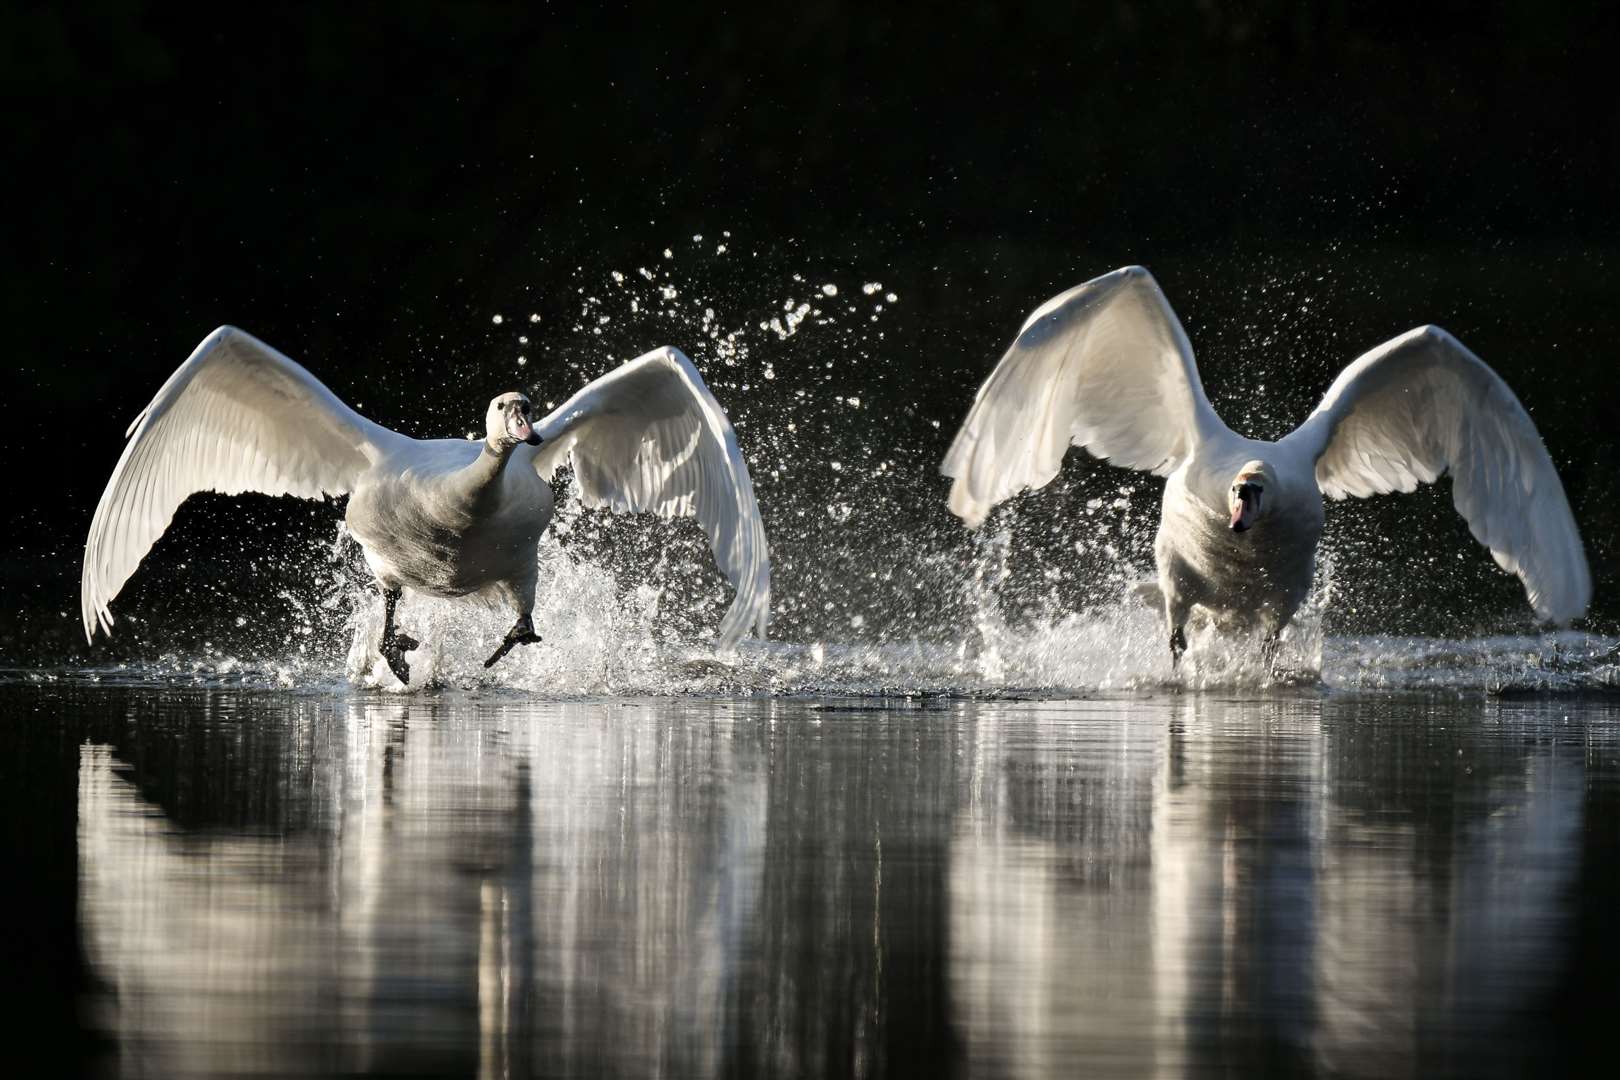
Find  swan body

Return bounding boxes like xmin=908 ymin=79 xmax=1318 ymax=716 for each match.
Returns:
xmin=346 ymin=434 xmax=554 ymax=607
xmin=82 ymin=327 xmax=770 ymax=681
xmin=1154 ymin=449 xmax=1323 ymax=640
xmin=943 ymin=266 xmax=1590 ymax=665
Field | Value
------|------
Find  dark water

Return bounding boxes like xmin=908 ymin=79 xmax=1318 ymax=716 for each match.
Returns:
xmin=4 ymin=682 xmax=1618 ymax=1078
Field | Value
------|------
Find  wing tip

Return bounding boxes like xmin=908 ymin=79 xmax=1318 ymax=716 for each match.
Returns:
xmin=642 ymin=345 xmax=711 ymax=394
xmin=196 ymin=324 xmax=245 ymax=357
xmin=1540 ymin=577 xmax=1593 ymax=629
xmin=649 ymin=344 xmax=693 ymax=369
xmin=1524 ymin=550 xmax=1592 ymax=627
xmin=1019 ymin=265 xmax=1153 ymax=335
xmin=946 ymin=482 xmax=990 ymax=530
xmin=714 ymin=593 xmax=770 ymax=652
xmin=1538 ymin=602 xmax=1588 ymax=629
xmin=1395 ymin=324 xmax=1455 ymax=350
xmin=80 ymin=598 xmax=111 ymax=644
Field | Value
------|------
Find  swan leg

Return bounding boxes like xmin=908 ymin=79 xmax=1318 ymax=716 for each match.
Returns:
xmin=379 ymin=587 xmax=419 ymax=684
xmin=1157 ymin=548 xmax=1196 ymax=674
xmin=484 ymin=613 xmax=542 ymax=669
xmin=1261 ymin=630 xmax=1281 ymax=678
xmin=1164 ymin=580 xmax=1192 ymax=672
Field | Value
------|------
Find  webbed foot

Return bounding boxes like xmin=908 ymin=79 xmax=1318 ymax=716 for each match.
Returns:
xmin=484 ymin=615 xmax=542 ymax=669
xmin=377 ymin=586 xmax=418 ymax=684
xmin=381 ymin=631 xmax=419 ymax=684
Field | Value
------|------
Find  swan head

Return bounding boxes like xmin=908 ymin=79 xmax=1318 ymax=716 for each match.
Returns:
xmin=487 ymin=392 xmax=542 ymax=447
xmin=1228 ymin=460 xmax=1274 ymax=533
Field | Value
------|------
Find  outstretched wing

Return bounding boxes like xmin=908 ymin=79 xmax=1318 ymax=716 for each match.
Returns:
xmin=1285 ymin=325 xmax=1590 ymax=624
xmin=82 ymin=326 xmax=405 ymax=640
xmin=530 ymin=346 xmax=770 ymax=646
xmin=942 ymin=265 xmax=1232 ymax=527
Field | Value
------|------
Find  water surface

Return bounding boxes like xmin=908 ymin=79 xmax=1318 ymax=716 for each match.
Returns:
xmin=4 ymin=682 xmax=1617 ymax=1078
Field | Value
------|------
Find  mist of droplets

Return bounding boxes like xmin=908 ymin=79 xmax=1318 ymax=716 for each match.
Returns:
xmin=53 ymin=235 xmax=1618 ymax=697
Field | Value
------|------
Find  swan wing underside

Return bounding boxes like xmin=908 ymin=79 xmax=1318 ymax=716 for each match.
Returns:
xmin=82 ymin=326 xmax=404 ymax=640
xmin=1289 ymin=325 xmax=1590 ymax=623
xmin=941 ymin=265 xmax=1230 ymax=527
xmin=530 ymin=346 xmax=770 ymax=646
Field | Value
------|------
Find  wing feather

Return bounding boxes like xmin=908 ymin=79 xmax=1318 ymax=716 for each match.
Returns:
xmin=531 ymin=347 xmax=769 ymax=647
xmin=1285 ymin=325 xmax=1590 ymax=624
xmin=941 ymin=266 xmax=1231 ymax=527
xmin=81 ymin=326 xmax=403 ymax=640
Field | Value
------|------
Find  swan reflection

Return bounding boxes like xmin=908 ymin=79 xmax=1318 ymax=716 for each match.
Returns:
xmin=72 ymin=693 xmax=1603 ymax=1076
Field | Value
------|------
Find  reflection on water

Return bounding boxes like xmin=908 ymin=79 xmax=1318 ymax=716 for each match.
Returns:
xmin=5 ymin=686 xmax=1618 ymax=1077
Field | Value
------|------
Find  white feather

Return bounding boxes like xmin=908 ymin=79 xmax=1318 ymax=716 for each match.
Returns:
xmin=1285 ymin=325 xmax=1590 ymax=624
xmin=944 ymin=271 xmax=1591 ymax=638
xmin=83 ymin=333 xmax=771 ymax=656
xmin=531 ymin=347 xmax=770 ymax=647
xmin=81 ymin=327 xmax=403 ymax=640
xmin=942 ymin=266 xmax=1231 ymax=527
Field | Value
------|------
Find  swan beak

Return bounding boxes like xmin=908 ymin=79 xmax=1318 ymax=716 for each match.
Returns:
xmin=507 ymin=412 xmax=538 ymax=444
xmin=1230 ymin=483 xmax=1261 ymax=532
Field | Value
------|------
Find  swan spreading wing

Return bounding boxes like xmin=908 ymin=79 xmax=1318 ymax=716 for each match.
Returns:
xmin=531 ymin=346 xmax=770 ymax=646
xmin=82 ymin=326 xmax=403 ymax=640
xmin=942 ymin=265 xmax=1231 ymax=527
xmin=1286 ymin=325 xmax=1590 ymax=624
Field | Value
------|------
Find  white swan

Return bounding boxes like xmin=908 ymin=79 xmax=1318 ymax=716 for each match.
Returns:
xmin=82 ymin=327 xmax=770 ymax=681
xmin=942 ymin=266 xmax=1590 ymax=668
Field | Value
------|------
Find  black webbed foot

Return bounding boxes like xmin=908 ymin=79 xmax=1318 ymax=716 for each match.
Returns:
xmin=381 ymin=631 xmax=419 ymax=684
xmin=378 ymin=586 xmax=418 ymax=684
xmin=484 ymin=615 xmax=542 ymax=669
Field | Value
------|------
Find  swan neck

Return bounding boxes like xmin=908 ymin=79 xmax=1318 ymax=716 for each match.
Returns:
xmin=454 ymin=439 xmax=518 ymax=499
xmin=481 ymin=437 xmax=517 ymax=463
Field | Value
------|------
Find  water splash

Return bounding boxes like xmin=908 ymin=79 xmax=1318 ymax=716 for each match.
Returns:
xmin=35 ymin=239 xmax=1615 ymax=699
xmin=36 ymin=513 xmax=1617 ymax=698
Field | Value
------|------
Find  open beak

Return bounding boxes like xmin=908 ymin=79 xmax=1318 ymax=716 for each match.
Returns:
xmin=507 ymin=411 xmax=540 ymax=445
xmin=1230 ymin=484 xmax=1261 ymax=532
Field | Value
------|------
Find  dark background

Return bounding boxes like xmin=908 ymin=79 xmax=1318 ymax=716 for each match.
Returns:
xmin=4 ymin=1 xmax=1619 ymax=665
